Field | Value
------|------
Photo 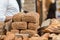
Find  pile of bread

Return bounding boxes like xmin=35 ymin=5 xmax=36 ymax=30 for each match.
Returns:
xmin=0 ymin=32 xmax=50 ymax=40
xmin=42 ymin=19 xmax=60 ymax=33
xmin=1 ymin=32 xmax=60 ymax=40
xmin=12 ymin=12 xmax=39 ymax=30
xmin=0 ymin=12 xmax=41 ymax=40
xmin=11 ymin=12 xmax=40 ymax=36
xmin=37 ymin=19 xmax=60 ymax=40
xmin=1 ymin=12 xmax=60 ymax=40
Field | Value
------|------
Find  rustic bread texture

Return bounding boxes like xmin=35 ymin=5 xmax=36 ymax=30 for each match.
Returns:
xmin=20 ymin=30 xmax=37 ymax=37
xmin=29 ymin=37 xmax=41 ymax=40
xmin=12 ymin=12 xmax=25 ymax=22
xmin=11 ymin=22 xmax=27 ymax=30
xmin=22 ymin=12 xmax=39 ymax=23
xmin=11 ymin=30 xmax=19 ymax=34
xmin=28 ymin=23 xmax=39 ymax=30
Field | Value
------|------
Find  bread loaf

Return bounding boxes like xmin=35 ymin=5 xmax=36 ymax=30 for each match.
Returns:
xmin=12 ymin=12 xmax=25 ymax=22
xmin=28 ymin=23 xmax=39 ymax=30
xmin=20 ymin=30 xmax=37 ymax=37
xmin=22 ymin=12 xmax=39 ymax=23
xmin=12 ymin=22 xmax=27 ymax=29
xmin=11 ymin=30 xmax=19 ymax=34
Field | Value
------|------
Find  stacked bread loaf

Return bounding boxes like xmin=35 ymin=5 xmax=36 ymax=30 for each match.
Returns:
xmin=11 ymin=12 xmax=40 ymax=37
